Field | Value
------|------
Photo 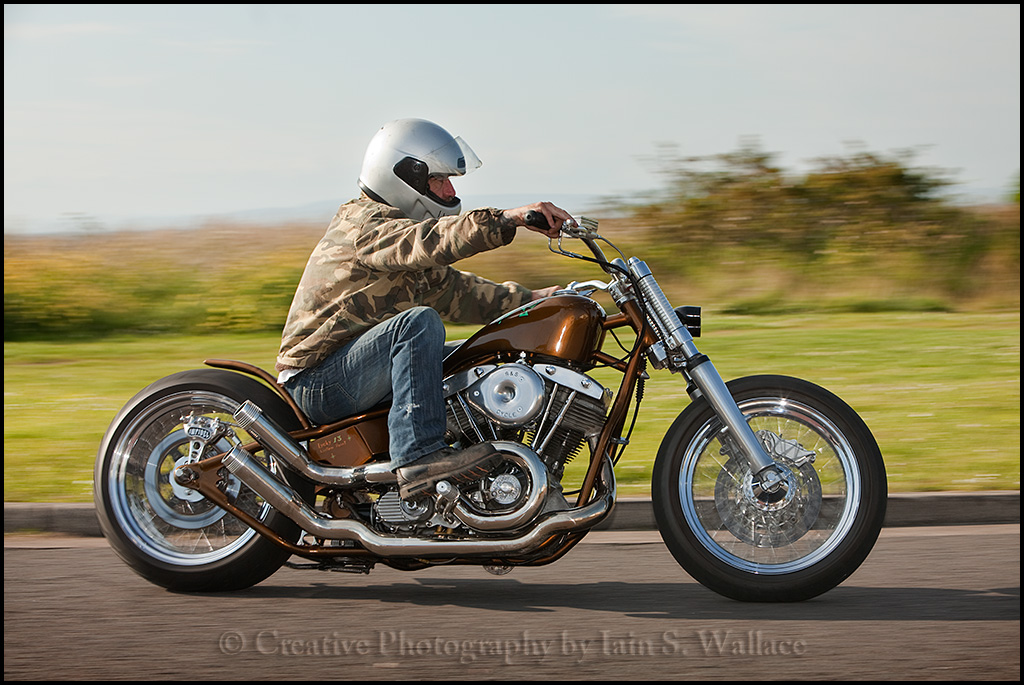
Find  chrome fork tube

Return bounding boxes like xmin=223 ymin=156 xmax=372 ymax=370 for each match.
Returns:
xmin=686 ymin=361 xmax=776 ymax=476
xmin=628 ymin=258 xmax=777 ymax=478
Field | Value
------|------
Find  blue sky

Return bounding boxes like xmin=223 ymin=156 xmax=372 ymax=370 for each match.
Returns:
xmin=4 ymin=4 xmax=1020 ymax=233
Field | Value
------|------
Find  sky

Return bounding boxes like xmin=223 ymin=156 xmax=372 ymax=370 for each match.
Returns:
xmin=4 ymin=4 xmax=1020 ymax=234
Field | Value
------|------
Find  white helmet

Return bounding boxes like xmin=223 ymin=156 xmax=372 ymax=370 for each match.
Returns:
xmin=357 ymin=118 xmax=482 ymax=221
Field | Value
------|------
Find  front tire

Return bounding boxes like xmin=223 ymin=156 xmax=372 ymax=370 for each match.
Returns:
xmin=94 ymin=369 xmax=311 ymax=592
xmin=652 ymin=375 xmax=886 ymax=602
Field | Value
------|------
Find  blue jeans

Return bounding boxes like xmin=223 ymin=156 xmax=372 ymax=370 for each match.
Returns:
xmin=282 ymin=306 xmax=448 ymax=468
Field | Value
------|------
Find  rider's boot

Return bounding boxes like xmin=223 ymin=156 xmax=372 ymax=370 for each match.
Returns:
xmin=396 ymin=442 xmax=503 ymax=500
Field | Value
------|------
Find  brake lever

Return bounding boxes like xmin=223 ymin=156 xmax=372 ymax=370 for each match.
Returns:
xmin=561 ymin=216 xmax=599 ymax=238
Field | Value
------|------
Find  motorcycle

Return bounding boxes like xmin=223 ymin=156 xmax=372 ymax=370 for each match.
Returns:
xmin=94 ymin=212 xmax=887 ymax=602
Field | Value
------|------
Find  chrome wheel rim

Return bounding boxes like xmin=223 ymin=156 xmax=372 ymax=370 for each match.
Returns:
xmin=678 ymin=397 xmax=861 ymax=574
xmin=106 ymin=391 xmax=277 ymax=566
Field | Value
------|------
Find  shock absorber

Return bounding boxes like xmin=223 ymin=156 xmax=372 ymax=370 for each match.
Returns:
xmin=627 ymin=257 xmax=700 ymax=359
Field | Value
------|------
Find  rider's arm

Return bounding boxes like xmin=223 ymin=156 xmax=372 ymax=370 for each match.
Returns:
xmin=421 ymin=268 xmax=532 ymax=325
xmin=352 ymin=202 xmax=516 ymax=272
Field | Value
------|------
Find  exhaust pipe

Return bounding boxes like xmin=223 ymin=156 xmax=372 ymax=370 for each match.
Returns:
xmin=221 ymin=445 xmax=614 ymax=558
xmin=234 ymin=400 xmax=553 ymax=532
xmin=234 ymin=400 xmax=395 ymax=485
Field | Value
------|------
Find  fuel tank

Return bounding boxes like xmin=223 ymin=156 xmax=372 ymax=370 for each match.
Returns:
xmin=445 ymin=293 xmax=606 ymax=372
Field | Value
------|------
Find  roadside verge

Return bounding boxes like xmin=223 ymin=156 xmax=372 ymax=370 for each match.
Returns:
xmin=4 ymin=491 xmax=1019 ymax=537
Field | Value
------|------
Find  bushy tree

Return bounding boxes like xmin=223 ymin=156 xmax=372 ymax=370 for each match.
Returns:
xmin=628 ymin=140 xmax=1014 ymax=299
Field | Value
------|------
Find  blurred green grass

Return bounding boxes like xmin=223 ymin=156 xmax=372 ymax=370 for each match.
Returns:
xmin=4 ymin=311 xmax=1019 ymax=502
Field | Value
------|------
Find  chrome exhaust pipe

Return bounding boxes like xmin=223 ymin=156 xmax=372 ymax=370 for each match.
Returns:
xmin=234 ymin=400 xmax=552 ymax=532
xmin=233 ymin=400 xmax=395 ymax=485
xmin=444 ymin=441 xmax=549 ymax=532
xmin=221 ymin=445 xmax=614 ymax=557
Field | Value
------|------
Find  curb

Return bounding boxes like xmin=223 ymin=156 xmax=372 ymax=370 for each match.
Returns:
xmin=4 ymin=492 xmax=1019 ymax=537
xmin=597 ymin=491 xmax=1021 ymax=530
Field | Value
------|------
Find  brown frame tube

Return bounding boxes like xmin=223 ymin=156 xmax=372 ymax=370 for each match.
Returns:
xmin=575 ymin=300 xmax=653 ymax=507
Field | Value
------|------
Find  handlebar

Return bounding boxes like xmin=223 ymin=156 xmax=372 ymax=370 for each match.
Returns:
xmin=525 ymin=209 xmax=702 ymax=372
xmin=523 ymin=210 xmax=599 ymax=237
xmin=523 ymin=210 xmax=610 ymax=267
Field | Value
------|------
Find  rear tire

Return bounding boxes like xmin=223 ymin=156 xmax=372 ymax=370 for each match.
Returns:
xmin=652 ymin=375 xmax=886 ymax=602
xmin=94 ymin=369 xmax=311 ymax=592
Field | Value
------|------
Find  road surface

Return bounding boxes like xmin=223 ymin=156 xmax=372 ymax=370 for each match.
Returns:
xmin=4 ymin=525 xmax=1019 ymax=680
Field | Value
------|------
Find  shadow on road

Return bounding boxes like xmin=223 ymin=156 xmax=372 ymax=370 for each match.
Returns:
xmin=216 ymin=577 xmax=1020 ymax=622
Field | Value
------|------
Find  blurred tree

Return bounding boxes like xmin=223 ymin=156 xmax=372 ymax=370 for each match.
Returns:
xmin=634 ymin=139 xmax=963 ymax=254
xmin=628 ymin=140 xmax=1015 ymax=299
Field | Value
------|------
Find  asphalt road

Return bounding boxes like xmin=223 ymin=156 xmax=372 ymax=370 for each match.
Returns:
xmin=4 ymin=524 xmax=1019 ymax=681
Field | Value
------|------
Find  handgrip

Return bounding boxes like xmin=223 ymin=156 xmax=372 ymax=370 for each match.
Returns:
xmin=523 ymin=210 xmax=551 ymax=230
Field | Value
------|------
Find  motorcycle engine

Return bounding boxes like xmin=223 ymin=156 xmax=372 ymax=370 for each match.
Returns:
xmin=441 ymin=361 xmax=612 ymax=481
xmin=370 ymin=360 xmax=611 ymax=533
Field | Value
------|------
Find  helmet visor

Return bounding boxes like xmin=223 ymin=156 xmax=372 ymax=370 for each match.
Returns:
xmin=423 ymin=136 xmax=482 ymax=177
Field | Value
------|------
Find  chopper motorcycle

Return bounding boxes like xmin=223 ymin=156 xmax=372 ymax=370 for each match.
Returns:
xmin=94 ymin=212 xmax=886 ymax=602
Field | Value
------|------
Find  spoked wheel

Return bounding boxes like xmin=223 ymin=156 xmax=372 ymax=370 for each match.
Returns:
xmin=653 ymin=375 xmax=886 ymax=602
xmin=94 ymin=370 xmax=311 ymax=592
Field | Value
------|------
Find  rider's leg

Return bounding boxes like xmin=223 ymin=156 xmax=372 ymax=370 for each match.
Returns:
xmin=283 ymin=306 xmax=500 ymax=495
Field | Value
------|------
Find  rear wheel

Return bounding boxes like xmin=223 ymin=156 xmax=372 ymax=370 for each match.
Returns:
xmin=94 ymin=369 xmax=311 ymax=592
xmin=652 ymin=375 xmax=886 ymax=602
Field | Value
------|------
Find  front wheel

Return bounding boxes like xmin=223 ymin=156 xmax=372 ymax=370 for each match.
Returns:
xmin=94 ymin=369 xmax=311 ymax=592
xmin=652 ymin=375 xmax=886 ymax=602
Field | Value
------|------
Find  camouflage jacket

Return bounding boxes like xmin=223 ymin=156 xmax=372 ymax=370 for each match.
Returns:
xmin=276 ymin=196 xmax=532 ymax=372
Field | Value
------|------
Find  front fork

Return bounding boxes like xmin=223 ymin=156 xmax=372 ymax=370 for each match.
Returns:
xmin=627 ymin=258 xmax=784 ymax=492
xmin=684 ymin=359 xmax=784 ymax=491
xmin=553 ymin=224 xmax=783 ymax=493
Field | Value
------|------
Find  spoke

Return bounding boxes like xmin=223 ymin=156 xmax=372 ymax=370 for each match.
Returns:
xmin=109 ymin=393 xmax=266 ymax=564
xmin=680 ymin=395 xmax=862 ymax=574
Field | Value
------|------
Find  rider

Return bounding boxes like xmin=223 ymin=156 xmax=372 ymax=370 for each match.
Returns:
xmin=276 ymin=118 xmax=573 ymax=499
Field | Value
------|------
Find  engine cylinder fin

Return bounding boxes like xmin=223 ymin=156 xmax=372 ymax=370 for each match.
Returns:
xmin=444 ymin=363 xmax=610 ymax=482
